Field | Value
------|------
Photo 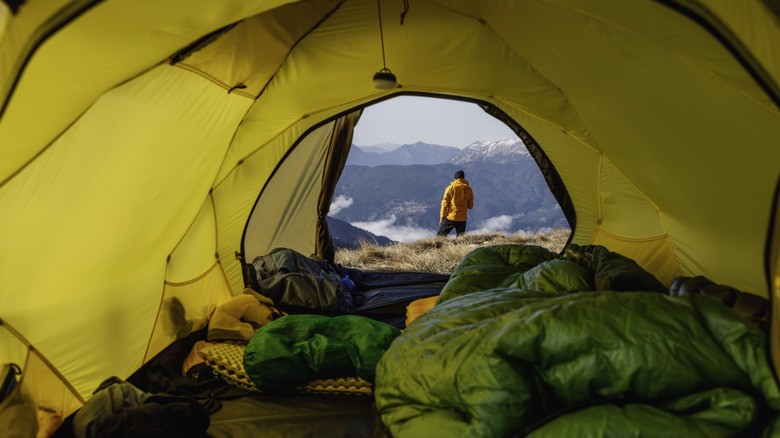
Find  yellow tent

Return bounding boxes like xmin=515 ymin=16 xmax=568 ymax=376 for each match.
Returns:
xmin=1 ymin=0 xmax=779 ymax=432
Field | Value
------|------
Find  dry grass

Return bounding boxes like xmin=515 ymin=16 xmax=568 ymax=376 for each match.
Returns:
xmin=334 ymin=228 xmax=571 ymax=274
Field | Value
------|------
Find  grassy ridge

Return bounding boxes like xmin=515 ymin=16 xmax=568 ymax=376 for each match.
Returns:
xmin=334 ymin=228 xmax=571 ymax=274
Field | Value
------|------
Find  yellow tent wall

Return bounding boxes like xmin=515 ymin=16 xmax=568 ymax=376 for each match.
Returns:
xmin=1 ymin=0 xmax=779 ymax=430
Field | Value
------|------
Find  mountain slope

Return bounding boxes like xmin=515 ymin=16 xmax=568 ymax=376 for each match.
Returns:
xmin=331 ymin=140 xmax=568 ymax=240
xmin=345 ymin=142 xmax=461 ymax=167
xmin=448 ymin=139 xmax=530 ymax=164
xmin=326 ymin=216 xmax=395 ymax=248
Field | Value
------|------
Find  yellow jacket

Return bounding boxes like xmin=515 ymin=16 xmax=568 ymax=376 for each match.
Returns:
xmin=440 ymin=178 xmax=474 ymax=222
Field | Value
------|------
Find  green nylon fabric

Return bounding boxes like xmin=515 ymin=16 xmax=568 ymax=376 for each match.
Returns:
xmin=573 ymin=244 xmax=668 ymax=293
xmin=527 ymin=388 xmax=759 ymax=438
xmin=243 ymin=314 xmax=401 ymax=391
xmin=499 ymin=258 xmax=595 ymax=293
xmin=438 ymin=245 xmax=559 ymax=303
xmin=374 ymin=290 xmax=780 ymax=437
xmin=438 ymin=244 xmax=668 ymax=306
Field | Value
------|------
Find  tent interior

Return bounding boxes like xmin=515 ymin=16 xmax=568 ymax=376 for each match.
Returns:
xmin=1 ymin=0 xmax=779 ymax=436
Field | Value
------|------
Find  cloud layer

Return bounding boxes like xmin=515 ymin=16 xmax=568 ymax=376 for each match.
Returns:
xmin=352 ymin=215 xmax=436 ymax=243
xmin=329 ymin=195 xmax=353 ymax=215
xmin=471 ymin=214 xmax=514 ymax=234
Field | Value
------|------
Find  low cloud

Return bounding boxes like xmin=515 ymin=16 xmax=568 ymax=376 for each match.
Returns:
xmin=330 ymin=195 xmax=353 ymax=215
xmin=472 ymin=215 xmax=514 ymax=234
xmin=352 ymin=215 xmax=436 ymax=243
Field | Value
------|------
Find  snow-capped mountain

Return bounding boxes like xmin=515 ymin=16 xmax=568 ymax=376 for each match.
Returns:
xmin=447 ymin=139 xmax=530 ymax=165
xmin=329 ymin=137 xmax=568 ymax=244
xmin=347 ymin=141 xmax=461 ymax=167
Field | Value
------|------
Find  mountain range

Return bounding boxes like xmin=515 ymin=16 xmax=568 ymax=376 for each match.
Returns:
xmin=328 ymin=139 xmax=569 ymax=245
xmin=326 ymin=216 xmax=395 ymax=249
xmin=345 ymin=141 xmax=461 ymax=167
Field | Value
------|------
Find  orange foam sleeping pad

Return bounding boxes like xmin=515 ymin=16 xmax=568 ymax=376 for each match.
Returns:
xmin=405 ymin=296 xmax=439 ymax=327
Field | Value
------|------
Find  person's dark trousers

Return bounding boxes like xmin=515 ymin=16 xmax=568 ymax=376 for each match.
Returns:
xmin=437 ymin=219 xmax=467 ymax=237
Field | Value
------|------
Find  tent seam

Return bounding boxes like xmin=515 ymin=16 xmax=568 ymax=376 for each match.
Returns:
xmin=593 ymin=228 xmax=670 ymax=243
xmin=0 ymin=0 xmax=105 ymax=119
xmin=210 ymin=190 xmax=221 ymax=263
xmin=0 ymin=61 xmax=178 ymax=190
xmin=215 ymin=260 xmax=235 ymax=300
xmin=481 ymin=93 xmax=601 ymax=154
xmin=27 ymin=349 xmax=86 ymax=405
xmin=164 ymin=261 xmax=220 ymax=287
xmin=165 ymin=195 xmax=211 ymax=261
xmin=175 ymin=63 xmax=255 ymax=100
xmin=597 ymin=153 xmax=603 ymax=227
xmin=143 ymin=261 xmax=170 ymax=363
xmin=600 ymin=155 xmax=667 ymax=235
xmin=705 ymin=70 xmax=780 ymax=118
xmin=211 ymin=91 xmax=383 ymax=189
xmin=0 ymin=323 xmax=87 ymax=404
xmin=253 ymin=0 xmax=347 ymax=100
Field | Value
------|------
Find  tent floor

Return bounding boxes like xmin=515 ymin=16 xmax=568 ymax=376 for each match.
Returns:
xmin=207 ymin=392 xmax=384 ymax=438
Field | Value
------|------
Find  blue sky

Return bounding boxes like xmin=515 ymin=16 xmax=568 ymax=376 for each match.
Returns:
xmin=352 ymin=96 xmax=518 ymax=148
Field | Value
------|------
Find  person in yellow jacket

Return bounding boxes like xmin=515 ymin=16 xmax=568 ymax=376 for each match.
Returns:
xmin=437 ymin=170 xmax=474 ymax=237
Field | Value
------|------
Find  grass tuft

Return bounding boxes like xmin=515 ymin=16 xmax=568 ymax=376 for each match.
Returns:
xmin=334 ymin=228 xmax=571 ymax=274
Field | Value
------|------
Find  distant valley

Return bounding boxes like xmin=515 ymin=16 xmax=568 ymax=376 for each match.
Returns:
xmin=328 ymin=139 xmax=569 ymax=245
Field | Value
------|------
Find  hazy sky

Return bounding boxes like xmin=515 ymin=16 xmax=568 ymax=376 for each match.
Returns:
xmin=353 ymin=96 xmax=518 ymax=149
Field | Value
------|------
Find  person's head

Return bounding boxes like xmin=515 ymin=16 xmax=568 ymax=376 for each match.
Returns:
xmin=454 ymin=170 xmax=465 ymax=180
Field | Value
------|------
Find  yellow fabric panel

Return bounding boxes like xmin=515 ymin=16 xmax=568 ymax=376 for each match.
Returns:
xmin=0 ymin=0 xmax=289 ymax=184
xmin=591 ymin=229 xmax=683 ymax=287
xmin=702 ymin=0 xmax=780 ymax=99
xmin=181 ymin=0 xmax=340 ymax=97
xmin=243 ymin=121 xmax=332 ymax=263
xmin=0 ymin=65 xmax=250 ymax=397
xmin=599 ymin=157 xmax=665 ymax=238
xmin=0 ymin=0 xmax=72 ymax=106
xmin=22 ymin=349 xmax=84 ymax=420
xmin=664 ymin=208 xmax=770 ymax=297
xmin=166 ymin=197 xmax=217 ymax=284
xmin=213 ymin=125 xmax=304 ymax=293
xmin=146 ymin=263 xmax=232 ymax=362
xmin=0 ymin=3 xmax=6 ymax=35
xmin=0 ymin=348 xmax=83 ymax=433
xmin=0 ymin=324 xmax=27 ymax=368
xmin=496 ymin=102 xmax=601 ymax=244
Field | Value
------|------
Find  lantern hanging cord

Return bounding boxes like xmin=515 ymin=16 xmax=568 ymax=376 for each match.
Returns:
xmin=400 ymin=0 xmax=409 ymax=25
xmin=377 ymin=0 xmax=388 ymax=70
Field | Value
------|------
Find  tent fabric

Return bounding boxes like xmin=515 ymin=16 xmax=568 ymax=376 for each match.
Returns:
xmin=315 ymin=110 xmax=362 ymax=263
xmin=0 ymin=0 xmax=779 ymax=429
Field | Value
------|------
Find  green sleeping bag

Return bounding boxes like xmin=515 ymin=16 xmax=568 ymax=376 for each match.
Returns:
xmin=375 ymin=290 xmax=780 ymax=437
xmin=244 ymin=314 xmax=401 ymax=391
